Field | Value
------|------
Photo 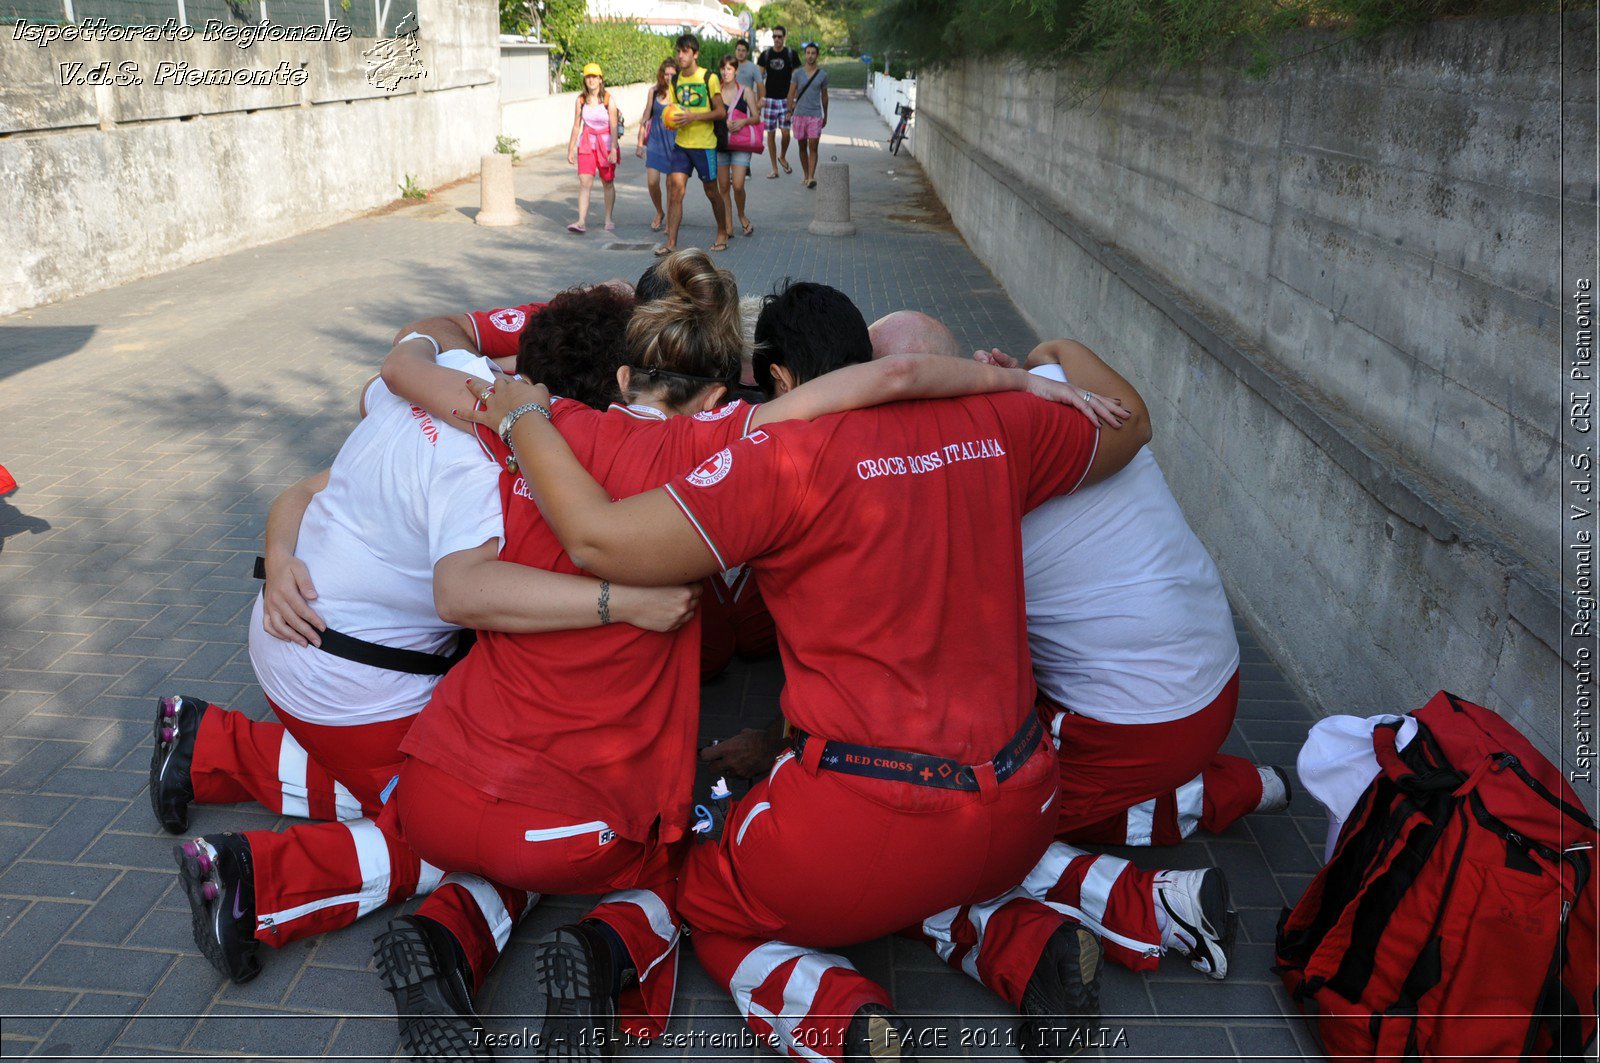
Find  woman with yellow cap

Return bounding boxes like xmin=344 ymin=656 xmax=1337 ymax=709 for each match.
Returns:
xmin=566 ymin=62 xmax=620 ymax=233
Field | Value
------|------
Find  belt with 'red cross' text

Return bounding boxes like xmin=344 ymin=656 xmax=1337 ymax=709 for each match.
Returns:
xmin=791 ymin=711 xmax=1044 ymax=792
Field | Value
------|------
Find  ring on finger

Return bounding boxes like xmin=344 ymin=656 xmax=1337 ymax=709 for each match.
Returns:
xmin=1082 ymin=391 xmax=1095 ymax=403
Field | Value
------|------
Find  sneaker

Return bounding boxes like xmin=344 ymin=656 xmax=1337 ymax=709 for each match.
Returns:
xmin=150 ymin=695 xmax=205 ymax=834
xmin=846 ymin=1003 xmax=918 ymax=1063
xmin=1153 ymin=868 xmax=1236 ymax=980
xmin=1255 ymin=765 xmax=1293 ymax=813
xmin=529 ymin=922 xmax=618 ymax=1062
xmin=174 ymin=832 xmax=261 ymax=983
xmin=1016 ymin=924 xmax=1102 ymax=1062
xmin=374 ymin=914 xmax=490 ymax=1060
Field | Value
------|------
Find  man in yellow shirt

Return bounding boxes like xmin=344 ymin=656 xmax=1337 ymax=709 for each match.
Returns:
xmin=659 ymin=33 xmax=731 ymax=256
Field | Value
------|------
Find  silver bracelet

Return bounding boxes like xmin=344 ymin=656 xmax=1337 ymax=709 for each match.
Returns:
xmin=598 ymin=580 xmax=612 ymax=625
xmin=498 ymin=401 xmax=551 ymax=447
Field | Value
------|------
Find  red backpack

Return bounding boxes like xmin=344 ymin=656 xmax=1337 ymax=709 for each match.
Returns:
xmin=1275 ymin=691 xmax=1598 ymax=1060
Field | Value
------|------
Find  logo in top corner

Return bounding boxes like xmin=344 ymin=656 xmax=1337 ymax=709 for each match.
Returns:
xmin=694 ymin=403 xmax=740 ymax=422
xmin=489 ymin=308 xmax=526 ymax=333
xmin=687 ymin=448 xmax=734 ymax=488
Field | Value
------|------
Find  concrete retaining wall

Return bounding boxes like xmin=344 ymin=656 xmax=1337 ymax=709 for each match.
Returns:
xmin=915 ymin=14 xmax=1594 ymax=773
xmin=1 ymin=0 xmax=500 ymax=316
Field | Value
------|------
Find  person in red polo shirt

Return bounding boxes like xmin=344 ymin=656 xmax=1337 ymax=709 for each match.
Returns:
xmin=461 ymin=281 xmax=1153 ymax=1062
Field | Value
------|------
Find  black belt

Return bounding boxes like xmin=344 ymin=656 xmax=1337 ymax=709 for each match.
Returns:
xmin=791 ymin=711 xmax=1044 ymax=792
xmin=252 ymin=556 xmax=471 ymax=677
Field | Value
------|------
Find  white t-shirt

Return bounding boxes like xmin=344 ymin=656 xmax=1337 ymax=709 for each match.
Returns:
xmin=249 ymin=350 xmax=503 ymax=726
xmin=1022 ymin=363 xmax=1239 ymax=724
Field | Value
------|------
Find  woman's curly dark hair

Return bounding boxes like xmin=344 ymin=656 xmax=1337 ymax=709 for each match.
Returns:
xmin=516 ymin=284 xmax=636 ymax=409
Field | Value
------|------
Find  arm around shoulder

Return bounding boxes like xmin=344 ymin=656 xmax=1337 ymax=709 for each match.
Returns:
xmin=1024 ymin=339 xmax=1151 ymax=483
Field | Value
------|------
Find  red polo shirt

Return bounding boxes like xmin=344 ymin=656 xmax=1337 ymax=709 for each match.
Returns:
xmin=664 ymin=392 xmax=1098 ymax=763
xmin=401 ymin=398 xmax=759 ymax=845
xmin=467 ymin=303 xmax=548 ymax=361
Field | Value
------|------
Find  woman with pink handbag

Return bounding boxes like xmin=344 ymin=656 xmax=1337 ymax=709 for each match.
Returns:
xmin=714 ymin=53 xmax=762 ymax=240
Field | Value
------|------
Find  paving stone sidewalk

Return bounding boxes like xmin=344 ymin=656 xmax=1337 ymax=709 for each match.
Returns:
xmin=0 ymin=95 xmax=1329 ymax=1061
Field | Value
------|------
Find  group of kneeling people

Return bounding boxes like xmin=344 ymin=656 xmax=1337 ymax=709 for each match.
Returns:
xmin=147 ymin=249 xmax=1294 ymax=1061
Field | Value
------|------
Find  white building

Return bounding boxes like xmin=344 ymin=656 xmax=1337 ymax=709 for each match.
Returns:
xmin=588 ymin=0 xmax=744 ymax=41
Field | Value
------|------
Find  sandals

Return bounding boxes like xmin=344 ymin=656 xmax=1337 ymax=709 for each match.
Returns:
xmin=741 ymin=220 xmax=754 ymax=237
xmin=710 ymin=239 xmax=729 ymax=252
xmin=779 ymin=159 xmax=792 ymax=174
xmin=804 ymin=179 xmax=817 ymax=189
xmin=567 ymin=222 xmax=586 ymax=234
xmin=649 ymin=216 xmax=664 ymax=231
xmin=653 ymin=244 xmax=676 ymax=257
xmin=604 ymin=220 xmax=616 ymax=232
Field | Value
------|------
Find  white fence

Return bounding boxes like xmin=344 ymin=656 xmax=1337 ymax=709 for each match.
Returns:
xmin=868 ymin=71 xmax=915 ymax=156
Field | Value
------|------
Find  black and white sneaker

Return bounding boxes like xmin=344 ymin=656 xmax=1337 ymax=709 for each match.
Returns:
xmin=174 ymin=832 xmax=261 ymax=983
xmin=1017 ymin=923 xmax=1102 ymax=1062
xmin=529 ymin=922 xmax=618 ymax=1063
xmin=374 ymin=914 xmax=491 ymax=1061
xmin=846 ymin=1003 xmax=918 ymax=1063
xmin=150 ymin=694 xmax=206 ymax=834
xmin=1153 ymin=867 xmax=1236 ymax=980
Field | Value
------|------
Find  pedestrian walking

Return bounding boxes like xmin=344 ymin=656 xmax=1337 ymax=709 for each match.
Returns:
xmin=788 ymin=43 xmax=828 ymax=188
xmin=566 ymin=62 xmax=619 ymax=234
xmin=714 ymin=53 xmax=760 ymax=239
xmin=636 ymin=60 xmax=678 ymax=232
xmin=658 ymin=33 xmax=729 ymax=256
xmin=756 ymin=26 xmax=798 ymax=177
xmin=733 ymin=37 xmax=763 ymax=113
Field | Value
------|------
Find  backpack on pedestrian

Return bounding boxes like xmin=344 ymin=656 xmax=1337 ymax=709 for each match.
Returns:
xmin=1274 ymin=691 xmax=1598 ymax=1061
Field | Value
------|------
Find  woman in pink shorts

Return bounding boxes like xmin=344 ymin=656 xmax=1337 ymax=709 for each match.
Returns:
xmin=566 ymin=62 xmax=620 ymax=233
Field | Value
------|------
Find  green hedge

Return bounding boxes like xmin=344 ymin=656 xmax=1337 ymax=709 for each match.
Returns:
xmin=558 ymin=20 xmax=680 ymax=91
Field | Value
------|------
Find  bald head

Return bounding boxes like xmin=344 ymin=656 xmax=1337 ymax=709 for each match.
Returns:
xmin=869 ymin=310 xmax=965 ymax=361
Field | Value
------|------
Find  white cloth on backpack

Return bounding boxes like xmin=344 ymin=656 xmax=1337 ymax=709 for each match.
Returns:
xmin=1298 ymin=714 xmax=1419 ymax=861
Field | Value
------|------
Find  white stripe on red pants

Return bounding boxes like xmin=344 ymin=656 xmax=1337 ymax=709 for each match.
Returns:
xmin=389 ymin=757 xmax=684 ymax=1037
xmin=680 ymin=735 xmax=1059 ymax=1062
xmin=245 ymin=814 xmax=535 ymax=989
xmin=189 ymin=700 xmax=406 ymax=821
xmin=1046 ymin=671 xmax=1263 ymax=846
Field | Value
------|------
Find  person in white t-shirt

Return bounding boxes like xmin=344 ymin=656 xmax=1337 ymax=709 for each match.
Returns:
xmin=147 ymin=286 xmax=697 ymax=995
xmin=865 ymin=312 xmax=1292 ymax=983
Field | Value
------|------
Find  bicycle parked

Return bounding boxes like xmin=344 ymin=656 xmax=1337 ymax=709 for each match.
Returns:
xmin=889 ymin=102 xmax=913 ymax=156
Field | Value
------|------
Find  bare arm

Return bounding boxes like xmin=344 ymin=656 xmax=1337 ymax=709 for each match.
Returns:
xmin=380 ymin=335 xmax=487 ymax=435
xmin=1024 ymin=338 xmax=1152 ymax=483
xmin=391 ymin=314 xmax=478 ymax=354
xmin=433 ymin=540 xmax=701 ymax=633
xmin=820 ymin=85 xmax=828 ymax=125
xmin=460 ymin=378 xmax=719 ymax=585
xmin=608 ymin=98 xmax=620 ymax=159
xmin=567 ymin=97 xmax=583 ymax=160
xmin=749 ymin=353 xmax=1131 ymax=430
xmin=261 ymin=469 xmax=331 ymax=646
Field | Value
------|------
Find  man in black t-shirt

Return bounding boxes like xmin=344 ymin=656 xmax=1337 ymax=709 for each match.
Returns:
xmin=756 ymin=26 xmax=800 ymax=178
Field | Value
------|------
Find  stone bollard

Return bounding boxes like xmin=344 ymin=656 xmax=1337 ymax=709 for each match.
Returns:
xmin=808 ymin=162 xmax=856 ymax=237
xmin=476 ymin=153 xmax=520 ymax=227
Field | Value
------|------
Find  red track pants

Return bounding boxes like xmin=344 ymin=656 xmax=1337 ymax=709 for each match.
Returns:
xmin=190 ymin=700 xmax=404 ymax=819
xmin=388 ymin=758 xmax=685 ymax=1038
xmin=680 ymin=735 xmax=1059 ymax=1062
xmin=1045 ymin=671 xmax=1263 ymax=845
xmin=187 ymin=700 xmax=531 ymax=989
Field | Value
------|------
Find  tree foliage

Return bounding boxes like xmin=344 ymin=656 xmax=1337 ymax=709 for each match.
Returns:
xmin=863 ymin=0 xmax=1567 ymax=84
